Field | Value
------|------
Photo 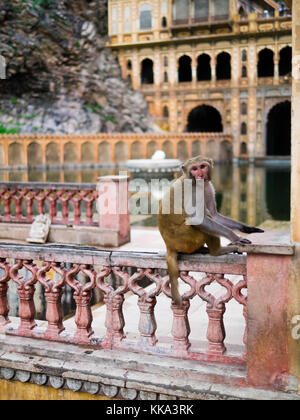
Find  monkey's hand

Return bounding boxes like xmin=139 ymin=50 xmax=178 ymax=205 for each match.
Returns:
xmin=229 ymin=237 xmax=252 ymax=246
xmin=240 ymin=225 xmax=264 ymax=234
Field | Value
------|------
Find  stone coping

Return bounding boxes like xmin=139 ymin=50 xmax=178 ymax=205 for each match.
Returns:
xmin=0 ymin=334 xmax=299 ymax=400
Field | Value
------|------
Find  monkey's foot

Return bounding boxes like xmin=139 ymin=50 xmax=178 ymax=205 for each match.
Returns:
xmin=229 ymin=238 xmax=252 ymax=246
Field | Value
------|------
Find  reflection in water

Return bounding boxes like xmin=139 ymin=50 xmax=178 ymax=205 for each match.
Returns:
xmin=0 ymin=164 xmax=291 ymax=226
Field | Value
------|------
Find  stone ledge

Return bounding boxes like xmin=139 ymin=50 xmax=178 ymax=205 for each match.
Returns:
xmin=0 ymin=223 xmax=129 ymax=248
xmin=0 ymin=334 xmax=299 ymax=401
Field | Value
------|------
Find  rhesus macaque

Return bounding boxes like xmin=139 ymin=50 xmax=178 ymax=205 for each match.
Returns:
xmin=158 ymin=155 xmax=263 ymax=306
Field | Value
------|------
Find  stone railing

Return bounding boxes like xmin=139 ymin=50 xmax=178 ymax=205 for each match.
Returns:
xmin=0 ymin=182 xmax=98 ymax=227
xmin=0 ymin=243 xmax=247 ymax=366
xmin=0 ymin=176 xmax=131 ymax=247
xmin=0 ymin=236 xmax=298 ymax=399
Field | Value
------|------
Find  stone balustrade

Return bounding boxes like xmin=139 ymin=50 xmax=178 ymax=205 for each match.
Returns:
xmin=0 ymin=182 xmax=98 ymax=226
xmin=0 ymin=177 xmax=131 ymax=247
xmin=0 ymin=243 xmax=247 ymax=366
xmin=0 ymin=236 xmax=298 ymax=399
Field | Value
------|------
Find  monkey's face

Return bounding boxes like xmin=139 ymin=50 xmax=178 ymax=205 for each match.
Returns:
xmin=190 ymin=162 xmax=210 ymax=181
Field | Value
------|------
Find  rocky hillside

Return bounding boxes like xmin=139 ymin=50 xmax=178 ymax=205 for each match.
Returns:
xmin=0 ymin=0 xmax=153 ymax=134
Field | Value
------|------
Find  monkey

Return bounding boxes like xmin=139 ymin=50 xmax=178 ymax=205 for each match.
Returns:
xmin=158 ymin=155 xmax=264 ymax=307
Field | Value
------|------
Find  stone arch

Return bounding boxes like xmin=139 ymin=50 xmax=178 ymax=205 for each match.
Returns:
xmin=266 ymin=100 xmax=291 ymax=156
xmin=8 ymin=142 xmax=23 ymax=166
xmin=216 ymin=52 xmax=231 ymax=80
xmin=162 ymin=105 xmax=169 ymax=118
xmin=177 ymin=140 xmax=188 ymax=161
xmin=146 ymin=140 xmax=158 ymax=158
xmin=192 ymin=140 xmax=202 ymax=156
xmin=141 ymin=58 xmax=154 ymax=84
xmin=81 ymin=142 xmax=94 ymax=163
xmin=46 ymin=142 xmax=59 ymax=165
xmin=258 ymin=48 xmax=274 ymax=78
xmin=115 ymin=141 xmax=127 ymax=162
xmin=279 ymin=46 xmax=292 ymax=76
xmin=64 ymin=142 xmax=77 ymax=164
xmin=162 ymin=140 xmax=173 ymax=158
xmin=27 ymin=142 xmax=43 ymax=167
xmin=220 ymin=140 xmax=232 ymax=163
xmin=241 ymin=122 xmax=247 ymax=135
xmin=98 ymin=141 xmax=111 ymax=163
xmin=240 ymin=142 xmax=248 ymax=155
xmin=178 ymin=55 xmax=192 ymax=83
xmin=131 ymin=141 xmax=142 ymax=159
xmin=197 ymin=54 xmax=211 ymax=81
xmin=187 ymin=105 xmax=223 ymax=132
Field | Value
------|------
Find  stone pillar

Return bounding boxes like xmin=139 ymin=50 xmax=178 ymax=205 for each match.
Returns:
xmin=247 ymin=252 xmax=292 ymax=388
xmin=291 ymin=3 xmax=300 ymax=243
xmin=97 ymin=175 xmax=131 ymax=245
xmin=289 ymin=0 xmax=300 ymax=382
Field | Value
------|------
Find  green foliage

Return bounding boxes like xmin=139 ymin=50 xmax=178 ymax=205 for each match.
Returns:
xmin=0 ymin=125 xmax=21 ymax=134
xmin=85 ymin=103 xmax=103 ymax=114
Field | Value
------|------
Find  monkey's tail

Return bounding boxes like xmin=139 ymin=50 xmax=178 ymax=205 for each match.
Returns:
xmin=166 ymin=248 xmax=182 ymax=307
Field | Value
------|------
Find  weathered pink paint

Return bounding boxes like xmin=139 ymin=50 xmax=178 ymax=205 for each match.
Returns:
xmin=0 ymin=259 xmax=10 ymax=330
xmin=10 ymin=260 xmax=37 ymax=336
xmin=97 ymin=176 xmax=131 ymax=244
xmin=37 ymin=262 xmax=65 ymax=340
xmin=247 ymin=254 xmax=292 ymax=388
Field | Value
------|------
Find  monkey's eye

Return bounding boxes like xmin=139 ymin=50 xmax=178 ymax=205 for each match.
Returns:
xmin=200 ymin=164 xmax=207 ymax=169
xmin=191 ymin=166 xmax=198 ymax=171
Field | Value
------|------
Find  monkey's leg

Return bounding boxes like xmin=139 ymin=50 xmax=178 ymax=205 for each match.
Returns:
xmin=205 ymin=236 xmax=238 ymax=256
xmin=187 ymin=215 xmax=250 ymax=244
xmin=166 ymin=249 xmax=182 ymax=307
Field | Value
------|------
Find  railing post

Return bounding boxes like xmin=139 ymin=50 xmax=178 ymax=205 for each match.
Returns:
xmin=246 ymin=254 xmax=292 ymax=388
xmin=97 ymin=175 xmax=130 ymax=244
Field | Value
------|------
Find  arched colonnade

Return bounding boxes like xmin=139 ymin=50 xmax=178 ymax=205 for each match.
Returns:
xmin=0 ymin=133 xmax=233 ymax=168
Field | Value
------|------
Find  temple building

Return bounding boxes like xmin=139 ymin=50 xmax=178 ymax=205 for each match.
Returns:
xmin=107 ymin=0 xmax=292 ymax=161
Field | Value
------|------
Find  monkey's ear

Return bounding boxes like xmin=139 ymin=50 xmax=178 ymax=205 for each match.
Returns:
xmin=181 ymin=164 xmax=187 ymax=175
xmin=207 ymin=158 xmax=214 ymax=168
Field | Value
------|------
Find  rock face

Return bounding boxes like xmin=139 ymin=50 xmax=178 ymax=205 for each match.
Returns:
xmin=0 ymin=0 xmax=153 ymax=134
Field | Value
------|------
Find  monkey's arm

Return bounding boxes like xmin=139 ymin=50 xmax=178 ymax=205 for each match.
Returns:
xmin=205 ymin=182 xmax=264 ymax=234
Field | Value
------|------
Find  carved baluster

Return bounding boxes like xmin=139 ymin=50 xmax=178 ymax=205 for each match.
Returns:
xmin=59 ymin=191 xmax=72 ymax=225
xmin=47 ymin=192 xmax=58 ymax=223
xmin=3 ymin=189 xmax=12 ymax=221
xmin=36 ymin=190 xmax=46 ymax=215
xmin=163 ymin=271 xmax=196 ymax=354
xmin=0 ymin=259 xmax=11 ymax=331
xmin=97 ymin=267 xmax=128 ymax=349
xmin=83 ymin=191 xmax=94 ymax=226
xmin=12 ymin=190 xmax=24 ymax=221
xmin=129 ymin=269 xmax=162 ymax=348
xmin=24 ymin=191 xmax=34 ymax=222
xmin=66 ymin=264 xmax=97 ymax=344
xmin=72 ymin=192 xmax=82 ymax=225
xmin=37 ymin=262 xmax=66 ymax=340
xmin=197 ymin=274 xmax=233 ymax=355
xmin=10 ymin=260 xmax=38 ymax=336
xmin=233 ymin=275 xmax=248 ymax=360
